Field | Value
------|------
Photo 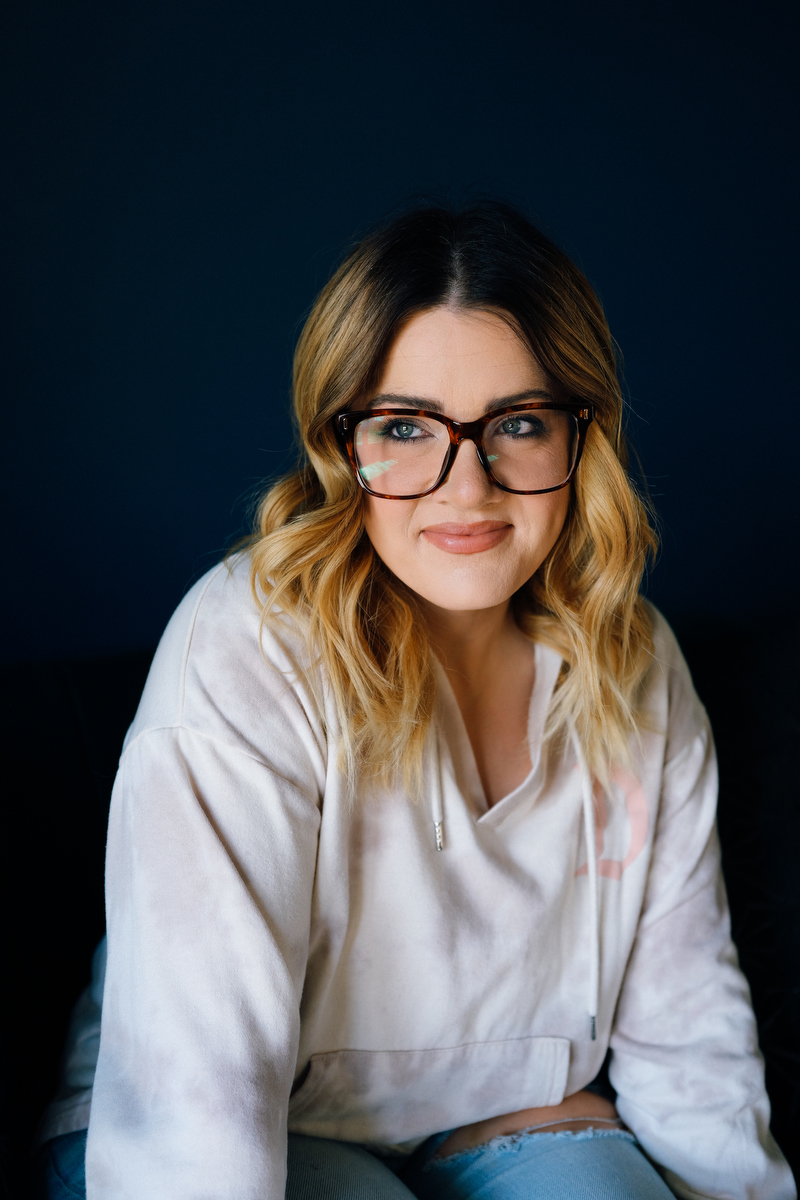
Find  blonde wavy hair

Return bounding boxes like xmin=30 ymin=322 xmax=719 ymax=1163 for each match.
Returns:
xmin=249 ymin=203 xmax=657 ymax=792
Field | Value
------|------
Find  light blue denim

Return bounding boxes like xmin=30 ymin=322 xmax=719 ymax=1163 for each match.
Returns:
xmin=34 ymin=1125 xmax=675 ymax=1199
xmin=400 ymin=1127 xmax=675 ymax=1200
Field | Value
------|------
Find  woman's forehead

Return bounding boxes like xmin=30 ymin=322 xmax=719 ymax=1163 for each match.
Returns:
xmin=374 ymin=308 xmax=548 ymax=413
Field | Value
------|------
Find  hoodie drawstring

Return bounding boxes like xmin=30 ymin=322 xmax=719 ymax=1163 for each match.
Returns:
xmin=431 ymin=726 xmax=445 ymax=851
xmin=432 ymin=783 xmax=444 ymax=851
xmin=572 ymin=726 xmax=599 ymax=1041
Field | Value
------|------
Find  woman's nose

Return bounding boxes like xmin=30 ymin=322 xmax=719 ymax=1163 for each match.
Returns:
xmin=437 ymin=438 xmax=495 ymax=503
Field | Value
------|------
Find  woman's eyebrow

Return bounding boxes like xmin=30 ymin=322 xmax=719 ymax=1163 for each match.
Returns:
xmin=366 ymin=389 xmax=554 ymax=413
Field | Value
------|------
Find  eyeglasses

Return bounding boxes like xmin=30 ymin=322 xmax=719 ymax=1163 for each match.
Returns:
xmin=333 ymin=402 xmax=594 ymax=499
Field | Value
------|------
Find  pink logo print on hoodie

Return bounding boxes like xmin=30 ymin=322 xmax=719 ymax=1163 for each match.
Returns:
xmin=576 ymin=769 xmax=649 ymax=880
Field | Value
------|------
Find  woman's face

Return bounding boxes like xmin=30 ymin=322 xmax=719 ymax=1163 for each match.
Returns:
xmin=361 ymin=307 xmax=571 ymax=616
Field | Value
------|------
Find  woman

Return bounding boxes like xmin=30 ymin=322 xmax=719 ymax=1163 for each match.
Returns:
xmin=36 ymin=203 xmax=793 ymax=1198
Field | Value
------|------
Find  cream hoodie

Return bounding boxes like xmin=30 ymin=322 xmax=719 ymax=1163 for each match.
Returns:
xmin=83 ymin=556 xmax=793 ymax=1199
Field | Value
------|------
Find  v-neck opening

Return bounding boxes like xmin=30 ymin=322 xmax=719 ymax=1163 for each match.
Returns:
xmin=433 ymin=642 xmax=563 ymax=823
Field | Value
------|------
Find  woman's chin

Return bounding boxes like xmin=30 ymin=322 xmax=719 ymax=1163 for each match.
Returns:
xmin=409 ymin=577 xmax=523 ymax=616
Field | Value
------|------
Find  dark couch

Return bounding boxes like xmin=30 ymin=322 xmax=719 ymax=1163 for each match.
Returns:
xmin=1 ymin=624 xmax=797 ymax=1195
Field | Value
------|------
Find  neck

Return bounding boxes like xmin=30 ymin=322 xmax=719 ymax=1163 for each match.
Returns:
xmin=422 ymin=599 xmax=522 ymax=689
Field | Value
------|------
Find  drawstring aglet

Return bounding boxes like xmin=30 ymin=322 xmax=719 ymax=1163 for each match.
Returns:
xmin=434 ymin=820 xmax=444 ymax=851
xmin=590 ymin=1015 xmax=597 ymax=1041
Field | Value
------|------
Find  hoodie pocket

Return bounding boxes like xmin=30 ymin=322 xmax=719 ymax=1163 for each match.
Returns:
xmin=288 ymin=1035 xmax=570 ymax=1144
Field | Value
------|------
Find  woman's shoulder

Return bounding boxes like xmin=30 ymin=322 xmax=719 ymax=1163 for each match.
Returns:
xmin=644 ymin=601 xmax=685 ymax=672
xmin=641 ymin=600 xmax=710 ymax=755
xmin=123 ymin=553 xmax=327 ymax=763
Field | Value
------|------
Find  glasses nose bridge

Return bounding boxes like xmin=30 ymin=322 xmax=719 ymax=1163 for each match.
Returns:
xmin=447 ymin=415 xmax=487 ymax=451
xmin=443 ymin=417 xmax=492 ymax=486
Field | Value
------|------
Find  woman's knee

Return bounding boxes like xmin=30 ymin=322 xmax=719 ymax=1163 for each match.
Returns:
xmin=287 ymin=1134 xmax=415 ymax=1200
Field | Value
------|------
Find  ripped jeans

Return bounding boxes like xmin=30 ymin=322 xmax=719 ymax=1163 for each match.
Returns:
xmin=34 ymin=1125 xmax=675 ymax=1199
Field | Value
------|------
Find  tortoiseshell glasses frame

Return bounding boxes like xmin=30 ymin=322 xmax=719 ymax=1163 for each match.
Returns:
xmin=332 ymin=401 xmax=595 ymax=500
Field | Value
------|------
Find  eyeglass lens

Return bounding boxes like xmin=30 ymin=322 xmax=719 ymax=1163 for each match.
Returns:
xmin=353 ymin=409 xmax=578 ymax=496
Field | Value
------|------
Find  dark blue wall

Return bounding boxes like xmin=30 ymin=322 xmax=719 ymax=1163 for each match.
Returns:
xmin=3 ymin=0 xmax=797 ymax=661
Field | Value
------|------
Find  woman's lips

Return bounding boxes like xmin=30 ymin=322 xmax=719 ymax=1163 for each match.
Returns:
xmin=421 ymin=521 xmax=512 ymax=554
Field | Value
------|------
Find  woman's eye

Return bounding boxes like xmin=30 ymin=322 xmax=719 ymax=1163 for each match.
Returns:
xmin=386 ymin=421 xmax=420 ymax=439
xmin=497 ymin=414 xmax=544 ymax=437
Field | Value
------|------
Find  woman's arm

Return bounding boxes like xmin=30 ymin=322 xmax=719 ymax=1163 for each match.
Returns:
xmin=85 ymin=724 xmax=321 ymax=1200
xmin=609 ymin=703 xmax=794 ymax=1199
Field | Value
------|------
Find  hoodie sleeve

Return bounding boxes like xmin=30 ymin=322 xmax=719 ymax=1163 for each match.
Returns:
xmin=609 ymin=635 xmax=794 ymax=1200
xmin=85 ymin=724 xmax=322 ymax=1200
